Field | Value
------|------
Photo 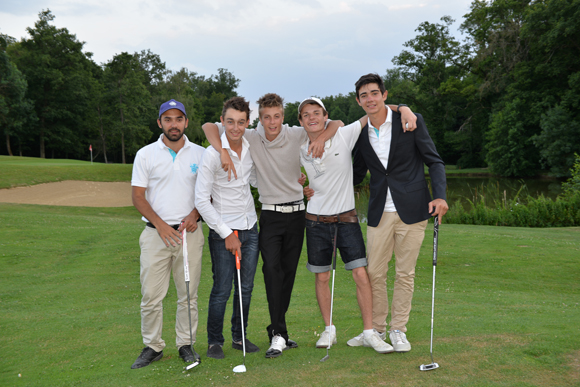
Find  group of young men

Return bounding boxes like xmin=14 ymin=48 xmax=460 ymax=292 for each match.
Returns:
xmin=129 ymin=73 xmax=448 ymax=369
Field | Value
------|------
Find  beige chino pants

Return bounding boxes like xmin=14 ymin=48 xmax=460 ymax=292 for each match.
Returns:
xmin=367 ymin=212 xmax=427 ymax=333
xmin=139 ymin=223 xmax=204 ymax=352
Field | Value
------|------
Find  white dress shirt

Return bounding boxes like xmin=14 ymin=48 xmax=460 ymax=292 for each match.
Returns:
xmin=195 ymin=132 xmax=257 ymax=239
xmin=368 ymin=106 xmax=397 ymax=212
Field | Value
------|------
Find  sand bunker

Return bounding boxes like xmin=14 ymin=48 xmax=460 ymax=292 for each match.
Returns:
xmin=0 ymin=181 xmax=133 ymax=207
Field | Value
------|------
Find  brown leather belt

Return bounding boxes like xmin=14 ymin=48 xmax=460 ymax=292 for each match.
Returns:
xmin=305 ymin=209 xmax=359 ymax=223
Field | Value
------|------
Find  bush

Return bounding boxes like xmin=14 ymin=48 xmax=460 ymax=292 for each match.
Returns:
xmin=562 ymin=153 xmax=580 ymax=197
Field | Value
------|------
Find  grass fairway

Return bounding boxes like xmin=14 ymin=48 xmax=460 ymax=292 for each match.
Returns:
xmin=1 ymin=204 xmax=579 ymax=386
xmin=0 ymin=156 xmax=132 ymax=189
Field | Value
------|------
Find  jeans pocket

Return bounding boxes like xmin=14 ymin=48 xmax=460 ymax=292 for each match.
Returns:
xmin=306 ymin=219 xmax=317 ymax=229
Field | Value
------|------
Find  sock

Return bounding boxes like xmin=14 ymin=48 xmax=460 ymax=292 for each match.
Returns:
xmin=326 ymin=325 xmax=336 ymax=334
xmin=363 ymin=329 xmax=375 ymax=340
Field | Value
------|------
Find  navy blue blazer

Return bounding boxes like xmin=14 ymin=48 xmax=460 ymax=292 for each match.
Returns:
xmin=353 ymin=112 xmax=446 ymax=227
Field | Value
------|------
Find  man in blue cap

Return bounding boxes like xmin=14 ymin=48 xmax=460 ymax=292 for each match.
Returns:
xmin=130 ymin=99 xmax=206 ymax=369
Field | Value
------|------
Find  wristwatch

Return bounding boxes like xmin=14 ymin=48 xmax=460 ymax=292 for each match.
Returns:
xmin=397 ymin=104 xmax=408 ymax=113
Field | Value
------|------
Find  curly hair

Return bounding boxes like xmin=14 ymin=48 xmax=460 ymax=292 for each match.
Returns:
xmin=256 ymin=93 xmax=284 ymax=117
xmin=222 ymin=96 xmax=251 ymax=121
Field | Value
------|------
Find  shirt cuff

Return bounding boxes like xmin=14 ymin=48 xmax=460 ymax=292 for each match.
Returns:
xmin=217 ymin=224 xmax=233 ymax=239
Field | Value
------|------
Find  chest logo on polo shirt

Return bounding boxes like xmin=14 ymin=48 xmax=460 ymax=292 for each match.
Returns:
xmin=190 ymin=163 xmax=199 ymax=173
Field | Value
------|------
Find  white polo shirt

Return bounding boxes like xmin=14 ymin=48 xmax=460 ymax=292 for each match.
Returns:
xmin=195 ymin=132 xmax=257 ymax=239
xmin=300 ymin=121 xmax=361 ymax=215
xmin=131 ymin=134 xmax=205 ymax=225
xmin=368 ymin=106 xmax=397 ymax=212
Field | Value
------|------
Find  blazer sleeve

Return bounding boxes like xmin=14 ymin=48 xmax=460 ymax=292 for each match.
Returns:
xmin=414 ymin=114 xmax=446 ymax=201
xmin=352 ymin=133 xmax=368 ymax=186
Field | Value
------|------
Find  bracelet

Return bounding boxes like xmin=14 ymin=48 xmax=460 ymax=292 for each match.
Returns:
xmin=397 ymin=104 xmax=408 ymax=113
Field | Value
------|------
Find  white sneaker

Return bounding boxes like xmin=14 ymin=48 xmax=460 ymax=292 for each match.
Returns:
xmin=364 ymin=331 xmax=394 ymax=354
xmin=265 ymin=335 xmax=286 ymax=358
xmin=316 ymin=330 xmax=337 ymax=348
xmin=347 ymin=329 xmax=386 ymax=347
xmin=389 ymin=330 xmax=411 ymax=352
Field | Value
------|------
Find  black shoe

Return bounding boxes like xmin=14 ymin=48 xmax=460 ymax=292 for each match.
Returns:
xmin=131 ymin=347 xmax=163 ymax=369
xmin=179 ymin=345 xmax=200 ymax=363
xmin=232 ymin=338 xmax=260 ymax=353
xmin=285 ymin=339 xmax=298 ymax=350
xmin=206 ymin=344 xmax=225 ymax=359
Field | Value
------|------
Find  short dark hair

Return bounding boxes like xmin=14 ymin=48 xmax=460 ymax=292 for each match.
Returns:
xmin=355 ymin=73 xmax=386 ymax=98
xmin=257 ymin=93 xmax=284 ymax=117
xmin=222 ymin=96 xmax=251 ymax=121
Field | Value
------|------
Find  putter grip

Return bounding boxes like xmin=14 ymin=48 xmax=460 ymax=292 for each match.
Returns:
xmin=433 ymin=216 xmax=439 ymax=266
xmin=234 ymin=230 xmax=240 ymax=270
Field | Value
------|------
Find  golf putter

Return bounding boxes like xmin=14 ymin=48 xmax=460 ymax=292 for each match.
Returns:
xmin=420 ymin=215 xmax=440 ymax=371
xmin=321 ymin=227 xmax=338 ymax=362
xmin=232 ymin=231 xmax=247 ymax=373
xmin=182 ymin=227 xmax=200 ymax=371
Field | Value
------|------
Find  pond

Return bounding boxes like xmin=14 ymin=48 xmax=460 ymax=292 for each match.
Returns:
xmin=354 ymin=176 xmax=565 ymax=223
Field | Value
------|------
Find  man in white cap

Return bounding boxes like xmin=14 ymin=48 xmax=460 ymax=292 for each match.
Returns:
xmin=130 ymin=99 xmax=205 ymax=369
xmin=299 ymin=97 xmax=394 ymax=354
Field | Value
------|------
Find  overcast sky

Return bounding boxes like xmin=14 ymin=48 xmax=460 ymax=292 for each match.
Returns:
xmin=1 ymin=0 xmax=472 ymax=119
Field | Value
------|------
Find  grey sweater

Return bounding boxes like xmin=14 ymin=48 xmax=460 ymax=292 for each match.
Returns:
xmin=216 ymin=122 xmax=308 ymax=205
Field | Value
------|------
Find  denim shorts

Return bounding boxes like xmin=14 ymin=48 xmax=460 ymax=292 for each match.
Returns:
xmin=305 ymin=219 xmax=367 ymax=273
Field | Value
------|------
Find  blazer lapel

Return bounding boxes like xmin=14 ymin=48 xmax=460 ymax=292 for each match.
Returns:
xmin=387 ymin=116 xmax=402 ymax=171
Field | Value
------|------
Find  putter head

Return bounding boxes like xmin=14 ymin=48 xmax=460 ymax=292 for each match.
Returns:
xmin=185 ymin=359 xmax=201 ymax=370
xmin=419 ymin=362 xmax=439 ymax=371
xmin=320 ymin=348 xmax=330 ymax=362
xmin=233 ymin=364 xmax=246 ymax=373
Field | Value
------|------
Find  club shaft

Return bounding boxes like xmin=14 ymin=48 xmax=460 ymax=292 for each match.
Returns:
xmin=429 ymin=216 xmax=439 ymax=363
xmin=234 ymin=231 xmax=246 ymax=361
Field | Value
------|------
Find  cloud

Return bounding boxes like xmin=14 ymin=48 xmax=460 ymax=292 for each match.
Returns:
xmin=1 ymin=0 xmax=473 ymax=113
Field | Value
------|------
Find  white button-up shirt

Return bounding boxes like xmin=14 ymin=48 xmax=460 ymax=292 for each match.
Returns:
xmin=195 ymin=132 xmax=257 ymax=239
xmin=368 ymin=106 xmax=397 ymax=212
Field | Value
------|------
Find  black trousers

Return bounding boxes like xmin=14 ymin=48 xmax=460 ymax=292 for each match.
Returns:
xmin=259 ymin=209 xmax=306 ymax=342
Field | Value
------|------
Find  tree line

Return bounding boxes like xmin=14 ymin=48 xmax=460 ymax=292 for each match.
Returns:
xmin=2 ymin=0 xmax=579 ymax=177
xmin=0 ymin=10 xmax=239 ymax=164
xmin=284 ymin=0 xmax=580 ymax=178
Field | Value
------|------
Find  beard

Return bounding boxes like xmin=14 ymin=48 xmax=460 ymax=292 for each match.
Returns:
xmin=163 ymin=128 xmax=184 ymax=142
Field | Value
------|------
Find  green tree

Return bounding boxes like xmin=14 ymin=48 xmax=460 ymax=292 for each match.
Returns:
xmin=8 ymin=10 xmax=94 ymax=159
xmin=392 ymin=16 xmax=470 ymax=163
xmin=0 ymin=35 xmax=34 ymax=156
xmin=104 ymin=52 xmax=151 ymax=164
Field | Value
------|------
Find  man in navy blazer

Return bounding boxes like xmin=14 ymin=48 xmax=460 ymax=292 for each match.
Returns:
xmin=348 ymin=73 xmax=448 ymax=353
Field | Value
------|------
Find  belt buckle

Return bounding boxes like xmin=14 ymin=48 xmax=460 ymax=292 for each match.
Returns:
xmin=280 ymin=205 xmax=293 ymax=213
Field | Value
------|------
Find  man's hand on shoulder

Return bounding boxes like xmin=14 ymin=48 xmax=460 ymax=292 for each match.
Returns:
xmin=221 ymin=148 xmax=237 ymax=181
xmin=429 ymin=198 xmax=449 ymax=222
xmin=400 ymin=106 xmax=417 ymax=132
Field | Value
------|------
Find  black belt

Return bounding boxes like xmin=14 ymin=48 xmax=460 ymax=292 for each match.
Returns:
xmin=146 ymin=223 xmax=179 ymax=230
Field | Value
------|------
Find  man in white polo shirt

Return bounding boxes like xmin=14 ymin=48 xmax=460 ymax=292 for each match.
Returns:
xmin=299 ymin=97 xmax=394 ymax=354
xmin=130 ymin=99 xmax=205 ymax=369
xmin=195 ymin=97 xmax=260 ymax=360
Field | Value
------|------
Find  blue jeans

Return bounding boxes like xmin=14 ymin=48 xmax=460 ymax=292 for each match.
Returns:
xmin=207 ymin=223 xmax=259 ymax=345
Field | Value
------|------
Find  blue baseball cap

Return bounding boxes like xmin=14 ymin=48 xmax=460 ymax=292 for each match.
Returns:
xmin=159 ymin=99 xmax=187 ymax=118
